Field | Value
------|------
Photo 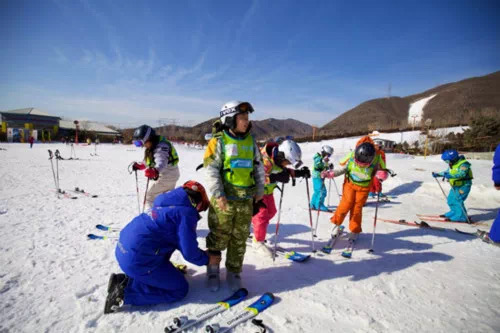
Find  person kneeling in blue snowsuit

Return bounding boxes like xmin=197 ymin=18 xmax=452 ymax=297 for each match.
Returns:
xmin=104 ymin=181 xmax=221 ymax=314
xmin=489 ymin=144 xmax=500 ymax=243
xmin=432 ymin=149 xmax=473 ymax=222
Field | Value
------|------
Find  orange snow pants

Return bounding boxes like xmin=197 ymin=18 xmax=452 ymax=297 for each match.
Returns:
xmin=330 ymin=180 xmax=370 ymax=233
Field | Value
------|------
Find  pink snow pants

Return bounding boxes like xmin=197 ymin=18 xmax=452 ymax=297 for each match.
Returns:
xmin=251 ymin=193 xmax=277 ymax=242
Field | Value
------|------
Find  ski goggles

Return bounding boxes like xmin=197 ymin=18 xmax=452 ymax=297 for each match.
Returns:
xmin=133 ymin=140 xmax=144 ymax=147
xmin=220 ymin=102 xmax=255 ymax=117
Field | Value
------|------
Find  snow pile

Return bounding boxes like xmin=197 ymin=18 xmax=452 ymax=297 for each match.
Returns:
xmin=408 ymin=94 xmax=437 ymax=125
xmin=0 ymin=142 xmax=499 ymax=332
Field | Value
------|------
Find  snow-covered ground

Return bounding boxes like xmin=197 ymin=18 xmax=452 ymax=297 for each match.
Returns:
xmin=1 ymin=140 xmax=499 ymax=333
xmin=408 ymin=94 xmax=437 ymax=125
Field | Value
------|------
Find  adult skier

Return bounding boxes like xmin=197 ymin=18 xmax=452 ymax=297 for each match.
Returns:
xmin=203 ymin=101 xmax=265 ymax=291
xmin=131 ymin=125 xmax=180 ymax=209
xmin=329 ymin=136 xmax=386 ymax=235
xmin=251 ymin=139 xmax=311 ymax=257
xmin=104 ymin=181 xmax=219 ymax=314
xmin=310 ymin=145 xmax=334 ymax=211
xmin=432 ymin=149 xmax=473 ymax=222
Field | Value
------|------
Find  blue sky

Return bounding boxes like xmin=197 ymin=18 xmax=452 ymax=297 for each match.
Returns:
xmin=1 ymin=0 xmax=499 ymax=128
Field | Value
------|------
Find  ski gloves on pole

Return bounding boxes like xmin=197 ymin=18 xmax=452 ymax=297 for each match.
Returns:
xmin=145 ymin=167 xmax=159 ymax=180
xmin=432 ymin=171 xmax=450 ymax=179
xmin=294 ymin=166 xmax=311 ymax=179
xmin=132 ymin=162 xmax=146 ymax=171
xmin=252 ymin=199 xmax=267 ymax=216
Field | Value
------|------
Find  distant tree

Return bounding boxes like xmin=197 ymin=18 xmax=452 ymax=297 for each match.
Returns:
xmin=463 ymin=116 xmax=500 ymax=151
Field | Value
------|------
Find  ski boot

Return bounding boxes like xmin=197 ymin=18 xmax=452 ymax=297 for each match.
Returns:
xmin=252 ymin=238 xmax=273 ymax=258
xmin=104 ymin=273 xmax=128 ymax=314
xmin=207 ymin=264 xmax=220 ymax=292
xmin=227 ymin=271 xmax=243 ymax=292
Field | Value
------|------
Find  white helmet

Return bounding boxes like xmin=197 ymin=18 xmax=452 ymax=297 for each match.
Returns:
xmin=322 ymin=145 xmax=334 ymax=156
xmin=278 ymin=139 xmax=302 ymax=168
xmin=220 ymin=101 xmax=254 ymax=129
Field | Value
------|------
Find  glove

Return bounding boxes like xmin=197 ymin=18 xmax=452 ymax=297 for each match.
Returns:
xmin=145 ymin=167 xmax=159 ymax=180
xmin=294 ymin=166 xmax=311 ymax=179
xmin=270 ymin=170 xmax=290 ymax=183
xmin=432 ymin=172 xmax=440 ymax=178
xmin=132 ymin=162 xmax=146 ymax=171
xmin=321 ymin=170 xmax=334 ymax=179
xmin=329 ymin=163 xmax=334 ymax=170
xmin=252 ymin=199 xmax=267 ymax=216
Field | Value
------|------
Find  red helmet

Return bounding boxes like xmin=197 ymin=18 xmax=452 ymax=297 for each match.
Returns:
xmin=183 ymin=181 xmax=210 ymax=212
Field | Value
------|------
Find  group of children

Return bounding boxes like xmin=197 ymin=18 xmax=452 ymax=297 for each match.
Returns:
xmin=104 ymin=100 xmax=499 ymax=315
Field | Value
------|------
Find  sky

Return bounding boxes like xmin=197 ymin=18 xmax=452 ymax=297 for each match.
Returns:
xmin=0 ymin=0 xmax=499 ymax=128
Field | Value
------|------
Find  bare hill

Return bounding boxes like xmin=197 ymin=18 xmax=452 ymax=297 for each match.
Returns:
xmin=123 ymin=118 xmax=313 ymax=143
xmin=320 ymin=71 xmax=500 ymax=136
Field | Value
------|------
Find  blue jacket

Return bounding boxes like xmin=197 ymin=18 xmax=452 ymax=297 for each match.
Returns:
xmin=493 ymin=144 xmax=500 ymax=187
xmin=116 ymin=188 xmax=208 ymax=275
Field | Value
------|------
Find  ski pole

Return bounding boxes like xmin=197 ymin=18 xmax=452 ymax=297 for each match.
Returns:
xmin=48 ymin=150 xmax=59 ymax=197
xmin=135 ymin=170 xmax=141 ymax=214
xmin=304 ymin=176 xmax=316 ymax=253
xmin=142 ymin=178 xmax=150 ymax=213
xmin=332 ymin=177 xmax=341 ymax=198
xmin=55 ymin=151 xmax=60 ymax=191
xmin=434 ymin=177 xmax=448 ymax=201
xmin=272 ymin=183 xmax=285 ymax=262
xmin=449 ymin=185 xmax=472 ymax=224
xmin=313 ymin=209 xmax=321 ymax=237
xmin=368 ymin=192 xmax=380 ymax=253
xmin=327 ymin=178 xmax=332 ymax=207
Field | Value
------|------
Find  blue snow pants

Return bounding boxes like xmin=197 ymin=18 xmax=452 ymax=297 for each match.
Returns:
xmin=120 ymin=258 xmax=188 ymax=306
xmin=444 ymin=184 xmax=471 ymax=222
xmin=490 ymin=211 xmax=500 ymax=242
xmin=310 ymin=177 xmax=327 ymax=210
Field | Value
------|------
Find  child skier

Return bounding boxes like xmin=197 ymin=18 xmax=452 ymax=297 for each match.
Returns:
xmin=203 ymin=101 xmax=265 ymax=291
xmin=251 ymin=139 xmax=311 ymax=257
xmin=310 ymin=145 xmax=334 ymax=211
xmin=105 ymin=181 xmax=219 ymax=314
xmin=131 ymin=125 xmax=180 ymax=209
xmin=328 ymin=136 xmax=386 ymax=235
xmin=432 ymin=149 xmax=473 ymax=222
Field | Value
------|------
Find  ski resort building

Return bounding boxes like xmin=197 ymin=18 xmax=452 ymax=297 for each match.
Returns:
xmin=0 ymin=108 xmax=61 ymax=142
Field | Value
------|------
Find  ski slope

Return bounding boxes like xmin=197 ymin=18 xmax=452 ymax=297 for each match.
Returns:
xmin=0 ymin=141 xmax=499 ymax=333
xmin=408 ymin=94 xmax=437 ymax=125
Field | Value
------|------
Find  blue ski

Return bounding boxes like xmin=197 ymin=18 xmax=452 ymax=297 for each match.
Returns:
xmin=95 ymin=224 xmax=120 ymax=232
xmin=205 ymin=292 xmax=275 ymax=333
xmin=164 ymin=288 xmax=248 ymax=333
xmin=87 ymin=233 xmax=117 ymax=240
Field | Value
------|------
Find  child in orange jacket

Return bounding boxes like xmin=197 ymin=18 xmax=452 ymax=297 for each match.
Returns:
xmin=328 ymin=136 xmax=385 ymax=234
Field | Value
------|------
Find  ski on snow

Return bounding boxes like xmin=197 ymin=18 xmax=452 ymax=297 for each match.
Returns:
xmin=377 ymin=218 xmax=446 ymax=231
xmin=246 ymin=238 xmax=311 ymax=263
xmin=164 ymin=288 xmax=249 ymax=333
xmin=341 ymin=234 xmax=358 ymax=259
xmin=321 ymin=225 xmax=345 ymax=254
xmin=204 ymin=292 xmax=275 ymax=333
xmin=72 ymin=187 xmax=98 ymax=198
xmin=454 ymin=229 xmax=500 ymax=248
xmin=416 ymin=214 xmax=489 ymax=227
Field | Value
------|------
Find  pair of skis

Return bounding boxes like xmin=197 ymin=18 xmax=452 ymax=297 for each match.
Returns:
xmin=164 ymin=289 xmax=274 ymax=333
xmin=321 ymin=225 xmax=358 ymax=258
xmin=88 ymin=224 xmax=120 ymax=240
